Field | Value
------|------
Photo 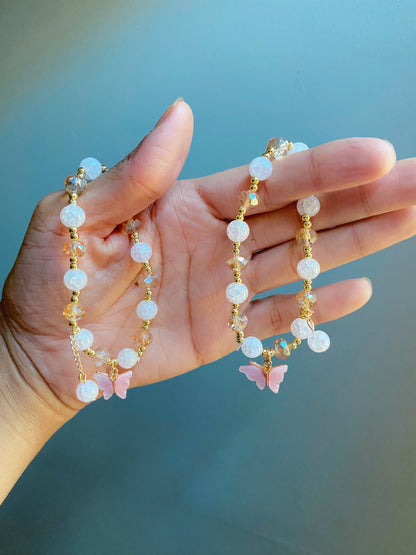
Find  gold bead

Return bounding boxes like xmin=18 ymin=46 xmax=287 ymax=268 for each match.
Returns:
xmin=303 ymin=246 xmax=312 ymax=253
xmin=303 ymin=221 xmax=312 ymax=229
xmin=70 ymin=262 xmax=78 ymax=270
xmin=101 ymin=164 xmax=108 ymax=172
xmin=287 ymin=141 xmax=294 ymax=151
xmin=232 ymin=242 xmax=241 ymax=249
xmin=143 ymin=262 xmax=151 ymax=272
xmin=232 ymin=248 xmax=240 ymax=255
xmin=236 ymin=214 xmax=244 ymax=221
xmin=251 ymin=177 xmax=259 ymax=185
xmin=295 ymin=337 xmax=302 ymax=345
xmin=236 ymin=332 xmax=244 ymax=343
xmin=85 ymin=349 xmax=96 ymax=357
xmin=289 ymin=341 xmax=298 ymax=350
xmin=142 ymin=320 xmax=150 ymax=330
xmin=302 ymin=214 xmax=311 ymax=222
xmin=304 ymin=253 xmax=313 ymax=258
xmin=231 ymin=308 xmax=239 ymax=315
xmin=304 ymin=279 xmax=312 ymax=286
xmin=232 ymin=303 xmax=240 ymax=310
xmin=234 ymin=277 xmax=242 ymax=283
xmin=145 ymin=290 xmax=152 ymax=301
xmin=77 ymin=167 xmax=86 ymax=177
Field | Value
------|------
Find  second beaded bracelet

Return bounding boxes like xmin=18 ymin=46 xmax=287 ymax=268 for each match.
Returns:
xmin=225 ymin=137 xmax=330 ymax=394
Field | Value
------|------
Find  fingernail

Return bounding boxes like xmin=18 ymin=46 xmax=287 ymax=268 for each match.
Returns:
xmin=362 ymin=277 xmax=373 ymax=296
xmin=156 ymin=97 xmax=184 ymax=127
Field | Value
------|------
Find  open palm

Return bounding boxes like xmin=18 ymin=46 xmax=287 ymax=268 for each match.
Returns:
xmin=1 ymin=99 xmax=415 ymax=414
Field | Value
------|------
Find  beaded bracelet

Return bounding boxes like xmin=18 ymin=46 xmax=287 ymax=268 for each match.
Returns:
xmin=226 ymin=138 xmax=330 ymax=394
xmin=60 ymin=157 xmax=158 ymax=403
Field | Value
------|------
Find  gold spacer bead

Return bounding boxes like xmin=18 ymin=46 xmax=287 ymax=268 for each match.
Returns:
xmin=236 ymin=332 xmax=244 ymax=343
xmin=232 ymin=242 xmax=241 ymax=249
xmin=287 ymin=141 xmax=294 ymax=151
xmin=249 ymin=184 xmax=258 ymax=192
xmin=302 ymin=214 xmax=311 ymax=222
xmin=143 ymin=262 xmax=151 ymax=273
xmin=144 ymin=290 xmax=152 ymax=301
xmin=101 ymin=164 xmax=108 ymax=172
xmin=142 ymin=320 xmax=150 ymax=330
xmin=304 ymin=283 xmax=312 ymax=291
xmin=234 ymin=277 xmax=242 ymax=283
xmin=295 ymin=337 xmax=302 ymax=345
xmin=251 ymin=177 xmax=260 ymax=185
xmin=70 ymin=262 xmax=78 ymax=270
xmin=303 ymin=279 xmax=312 ymax=286
xmin=304 ymin=253 xmax=313 ymax=259
xmin=233 ymin=271 xmax=241 ymax=279
xmin=77 ymin=167 xmax=86 ymax=177
xmin=289 ymin=341 xmax=298 ymax=350
xmin=85 ymin=348 xmax=96 ymax=357
xmin=303 ymin=221 xmax=312 ymax=229
xmin=68 ymin=193 xmax=78 ymax=203
xmin=231 ymin=307 xmax=239 ymax=315
xmin=232 ymin=303 xmax=240 ymax=310
xmin=236 ymin=214 xmax=245 ymax=221
xmin=232 ymin=248 xmax=240 ymax=255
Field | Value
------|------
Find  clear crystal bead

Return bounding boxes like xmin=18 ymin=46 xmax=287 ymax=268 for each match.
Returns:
xmin=64 ymin=175 xmax=87 ymax=195
xmin=228 ymin=313 xmax=248 ymax=332
xmin=133 ymin=329 xmax=153 ymax=347
xmin=63 ymin=240 xmax=87 ymax=257
xmin=295 ymin=228 xmax=317 ymax=245
xmin=63 ymin=302 xmax=85 ymax=321
xmin=296 ymin=291 xmax=317 ymax=307
xmin=288 ymin=142 xmax=309 ymax=154
xmin=267 ymin=137 xmax=289 ymax=157
xmin=239 ymin=190 xmax=259 ymax=208
xmin=273 ymin=338 xmax=291 ymax=359
xmin=93 ymin=347 xmax=109 ymax=366
xmin=226 ymin=255 xmax=249 ymax=271
xmin=124 ymin=219 xmax=141 ymax=234
xmin=137 ymin=273 xmax=160 ymax=289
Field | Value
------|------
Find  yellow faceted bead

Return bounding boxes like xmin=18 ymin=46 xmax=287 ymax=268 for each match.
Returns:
xmin=62 ymin=302 xmax=85 ymax=321
xmin=295 ymin=228 xmax=317 ymax=245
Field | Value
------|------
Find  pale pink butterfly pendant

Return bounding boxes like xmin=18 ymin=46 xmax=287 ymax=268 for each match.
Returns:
xmin=94 ymin=370 xmax=133 ymax=400
xmin=239 ymin=361 xmax=288 ymax=393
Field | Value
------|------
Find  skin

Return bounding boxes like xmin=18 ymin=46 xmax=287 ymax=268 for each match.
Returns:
xmin=1 ymin=98 xmax=415 ymax=503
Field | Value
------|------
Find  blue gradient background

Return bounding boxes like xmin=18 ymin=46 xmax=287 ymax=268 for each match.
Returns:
xmin=1 ymin=1 xmax=416 ymax=554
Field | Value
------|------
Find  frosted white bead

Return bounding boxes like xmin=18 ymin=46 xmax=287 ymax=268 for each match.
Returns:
xmin=226 ymin=282 xmax=248 ymax=304
xmin=297 ymin=195 xmax=320 ymax=217
xmin=60 ymin=204 xmax=86 ymax=228
xmin=64 ymin=269 xmax=88 ymax=291
xmin=249 ymin=156 xmax=273 ymax=180
xmin=130 ymin=242 xmax=152 ymax=262
xmin=290 ymin=317 xmax=314 ymax=339
xmin=307 ymin=330 xmax=330 ymax=353
xmin=117 ymin=348 xmax=138 ymax=369
xmin=241 ymin=336 xmax=263 ymax=358
xmin=76 ymin=379 xmax=99 ymax=403
xmin=288 ymin=142 xmax=309 ymax=154
xmin=75 ymin=328 xmax=94 ymax=350
xmin=227 ymin=220 xmax=250 ymax=242
xmin=136 ymin=300 xmax=158 ymax=320
xmin=297 ymin=258 xmax=320 ymax=280
xmin=79 ymin=157 xmax=102 ymax=180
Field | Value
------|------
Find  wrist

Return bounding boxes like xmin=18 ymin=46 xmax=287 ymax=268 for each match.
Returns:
xmin=0 ymin=305 xmax=76 ymax=503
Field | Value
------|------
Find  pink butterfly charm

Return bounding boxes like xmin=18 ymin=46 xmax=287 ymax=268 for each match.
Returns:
xmin=239 ymin=362 xmax=288 ymax=393
xmin=94 ymin=371 xmax=133 ymax=400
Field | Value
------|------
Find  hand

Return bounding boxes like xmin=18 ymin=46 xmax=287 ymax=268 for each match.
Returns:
xmin=1 ymin=99 xmax=415 ymax=418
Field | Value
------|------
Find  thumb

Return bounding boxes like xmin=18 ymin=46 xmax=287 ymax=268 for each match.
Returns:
xmin=85 ymin=98 xmax=194 ymax=232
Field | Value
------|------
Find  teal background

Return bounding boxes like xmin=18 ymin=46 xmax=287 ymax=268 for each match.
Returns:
xmin=1 ymin=1 xmax=416 ymax=553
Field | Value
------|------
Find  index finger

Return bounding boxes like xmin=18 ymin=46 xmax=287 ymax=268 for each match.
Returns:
xmin=195 ymin=137 xmax=396 ymax=220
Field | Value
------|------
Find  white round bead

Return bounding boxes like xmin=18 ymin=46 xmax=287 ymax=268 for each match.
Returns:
xmin=75 ymin=328 xmax=94 ymax=350
xmin=241 ymin=336 xmax=263 ymax=358
xmin=79 ymin=157 xmax=102 ymax=180
xmin=307 ymin=330 xmax=330 ymax=353
xmin=225 ymin=282 xmax=248 ymax=304
xmin=76 ymin=379 xmax=99 ymax=403
xmin=297 ymin=258 xmax=320 ymax=280
xmin=226 ymin=220 xmax=250 ymax=242
xmin=60 ymin=204 xmax=86 ymax=228
xmin=288 ymin=142 xmax=309 ymax=154
xmin=130 ymin=242 xmax=152 ymax=262
xmin=290 ymin=317 xmax=314 ymax=339
xmin=297 ymin=195 xmax=320 ymax=217
xmin=248 ymin=156 xmax=273 ymax=180
xmin=136 ymin=300 xmax=158 ymax=320
xmin=63 ymin=269 xmax=88 ymax=291
xmin=117 ymin=347 xmax=138 ymax=369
